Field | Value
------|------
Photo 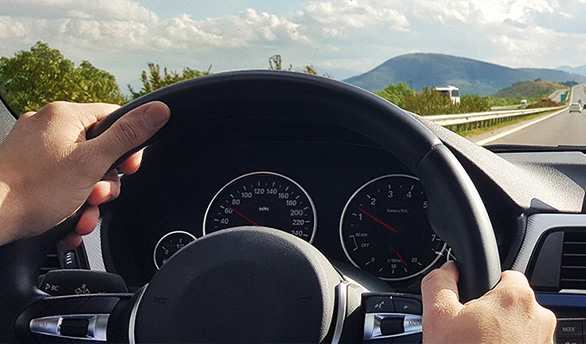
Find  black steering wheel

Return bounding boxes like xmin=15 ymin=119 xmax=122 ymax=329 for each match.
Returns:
xmin=0 ymin=71 xmax=501 ymax=343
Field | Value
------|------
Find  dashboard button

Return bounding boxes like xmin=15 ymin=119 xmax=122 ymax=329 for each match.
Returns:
xmin=556 ymin=339 xmax=582 ymax=344
xmin=556 ymin=320 xmax=582 ymax=338
xmin=393 ymin=297 xmax=422 ymax=315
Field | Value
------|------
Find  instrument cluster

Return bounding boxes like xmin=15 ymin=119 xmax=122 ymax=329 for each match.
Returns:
xmin=153 ymin=170 xmax=448 ymax=283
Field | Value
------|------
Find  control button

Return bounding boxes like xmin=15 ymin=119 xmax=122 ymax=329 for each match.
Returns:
xmin=365 ymin=296 xmax=395 ymax=313
xmin=380 ymin=317 xmax=404 ymax=336
xmin=556 ymin=338 xmax=582 ymax=344
xmin=394 ymin=333 xmax=422 ymax=344
xmin=60 ymin=318 xmax=89 ymax=337
xmin=556 ymin=320 xmax=582 ymax=338
xmin=393 ymin=297 xmax=422 ymax=315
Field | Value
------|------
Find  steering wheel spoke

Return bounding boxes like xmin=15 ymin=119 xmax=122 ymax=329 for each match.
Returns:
xmin=16 ymin=293 xmax=134 ymax=343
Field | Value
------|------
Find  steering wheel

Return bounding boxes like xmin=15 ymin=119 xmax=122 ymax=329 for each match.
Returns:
xmin=0 ymin=71 xmax=501 ymax=343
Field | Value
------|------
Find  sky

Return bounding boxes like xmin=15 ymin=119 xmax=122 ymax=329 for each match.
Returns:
xmin=1 ymin=0 xmax=586 ymax=90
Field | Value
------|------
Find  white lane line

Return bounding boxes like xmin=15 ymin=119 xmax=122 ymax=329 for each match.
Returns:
xmin=475 ymin=107 xmax=569 ymax=146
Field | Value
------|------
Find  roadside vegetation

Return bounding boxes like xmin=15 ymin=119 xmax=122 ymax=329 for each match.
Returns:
xmin=0 ymin=42 xmax=124 ymax=114
xmin=0 ymin=42 xmax=570 ymax=121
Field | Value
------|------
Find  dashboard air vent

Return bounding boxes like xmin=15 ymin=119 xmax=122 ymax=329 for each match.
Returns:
xmin=560 ymin=231 xmax=586 ymax=290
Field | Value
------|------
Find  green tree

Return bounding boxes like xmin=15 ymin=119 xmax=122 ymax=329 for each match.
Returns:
xmin=128 ymin=63 xmax=211 ymax=100
xmin=0 ymin=42 xmax=124 ymax=114
xmin=268 ymin=55 xmax=332 ymax=78
xmin=375 ymin=82 xmax=415 ymax=107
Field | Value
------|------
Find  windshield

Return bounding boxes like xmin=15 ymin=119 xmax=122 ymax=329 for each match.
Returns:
xmin=1 ymin=0 xmax=585 ymax=147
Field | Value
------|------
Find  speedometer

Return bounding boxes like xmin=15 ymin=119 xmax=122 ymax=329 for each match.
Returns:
xmin=340 ymin=175 xmax=446 ymax=281
xmin=203 ymin=172 xmax=317 ymax=243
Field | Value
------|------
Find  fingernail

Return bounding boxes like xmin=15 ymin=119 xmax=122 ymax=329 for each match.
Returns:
xmin=142 ymin=103 xmax=170 ymax=128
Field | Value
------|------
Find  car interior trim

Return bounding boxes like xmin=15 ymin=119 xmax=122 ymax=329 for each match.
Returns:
xmin=512 ymin=213 xmax=586 ymax=273
xmin=128 ymin=285 xmax=147 ymax=344
xmin=83 ymin=218 xmax=106 ymax=272
xmin=331 ymin=282 xmax=349 ymax=344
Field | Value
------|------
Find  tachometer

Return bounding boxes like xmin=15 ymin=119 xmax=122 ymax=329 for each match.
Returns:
xmin=203 ymin=172 xmax=317 ymax=243
xmin=340 ymin=175 xmax=446 ymax=281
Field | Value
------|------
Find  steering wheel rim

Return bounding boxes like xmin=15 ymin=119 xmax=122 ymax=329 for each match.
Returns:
xmin=0 ymin=70 xmax=501 ymax=342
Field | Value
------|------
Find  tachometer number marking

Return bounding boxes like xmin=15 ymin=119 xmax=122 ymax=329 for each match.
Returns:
xmin=340 ymin=174 xmax=447 ymax=281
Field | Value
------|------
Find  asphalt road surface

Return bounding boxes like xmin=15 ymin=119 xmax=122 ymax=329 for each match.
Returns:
xmin=486 ymin=85 xmax=586 ymax=146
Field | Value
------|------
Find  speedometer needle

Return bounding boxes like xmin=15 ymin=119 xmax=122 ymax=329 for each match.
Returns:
xmin=357 ymin=207 xmax=397 ymax=232
xmin=226 ymin=205 xmax=259 ymax=226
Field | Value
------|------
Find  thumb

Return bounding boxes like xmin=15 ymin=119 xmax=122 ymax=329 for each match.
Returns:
xmin=89 ymin=101 xmax=170 ymax=166
xmin=421 ymin=261 xmax=463 ymax=315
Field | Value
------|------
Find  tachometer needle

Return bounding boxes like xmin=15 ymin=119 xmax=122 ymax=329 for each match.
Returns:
xmin=226 ymin=205 xmax=259 ymax=226
xmin=358 ymin=207 xmax=397 ymax=232
xmin=396 ymin=252 xmax=407 ymax=267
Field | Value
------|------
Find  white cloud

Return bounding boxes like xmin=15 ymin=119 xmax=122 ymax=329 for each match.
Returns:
xmin=1 ymin=0 xmax=586 ymax=85
xmin=0 ymin=0 xmax=313 ymax=60
xmin=298 ymin=0 xmax=410 ymax=36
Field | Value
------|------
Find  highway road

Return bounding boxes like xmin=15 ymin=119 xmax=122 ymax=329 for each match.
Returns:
xmin=484 ymin=85 xmax=586 ymax=146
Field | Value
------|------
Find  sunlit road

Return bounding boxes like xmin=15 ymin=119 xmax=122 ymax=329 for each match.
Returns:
xmin=486 ymin=85 xmax=586 ymax=146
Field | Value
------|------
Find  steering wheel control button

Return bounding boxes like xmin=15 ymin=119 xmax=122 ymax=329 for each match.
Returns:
xmin=364 ymin=313 xmax=423 ymax=341
xmin=60 ymin=318 xmax=89 ymax=337
xmin=37 ymin=270 xmax=128 ymax=296
xmin=393 ymin=297 xmax=422 ymax=315
xmin=30 ymin=314 xmax=109 ymax=341
xmin=380 ymin=317 xmax=404 ymax=335
xmin=365 ymin=296 xmax=395 ymax=313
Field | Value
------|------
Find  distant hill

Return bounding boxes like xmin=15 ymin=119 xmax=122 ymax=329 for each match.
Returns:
xmin=344 ymin=53 xmax=586 ymax=96
xmin=557 ymin=65 xmax=586 ymax=77
xmin=493 ymin=80 xmax=567 ymax=98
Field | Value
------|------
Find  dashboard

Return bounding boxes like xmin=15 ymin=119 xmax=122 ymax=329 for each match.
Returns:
xmin=97 ymin=116 xmax=510 ymax=293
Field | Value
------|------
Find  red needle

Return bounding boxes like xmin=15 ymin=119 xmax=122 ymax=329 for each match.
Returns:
xmin=358 ymin=207 xmax=397 ymax=232
xmin=396 ymin=252 xmax=407 ymax=267
xmin=226 ymin=204 xmax=259 ymax=226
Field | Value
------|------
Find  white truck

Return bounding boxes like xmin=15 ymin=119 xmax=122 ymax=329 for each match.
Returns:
xmin=435 ymin=86 xmax=461 ymax=104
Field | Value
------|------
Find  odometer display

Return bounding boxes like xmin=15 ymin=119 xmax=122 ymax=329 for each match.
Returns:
xmin=204 ymin=172 xmax=317 ymax=243
xmin=340 ymin=175 xmax=445 ymax=281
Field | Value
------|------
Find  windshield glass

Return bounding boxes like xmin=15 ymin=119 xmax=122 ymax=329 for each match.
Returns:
xmin=1 ymin=0 xmax=585 ymax=147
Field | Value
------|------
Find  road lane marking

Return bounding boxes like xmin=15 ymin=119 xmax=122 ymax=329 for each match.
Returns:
xmin=475 ymin=107 xmax=569 ymax=146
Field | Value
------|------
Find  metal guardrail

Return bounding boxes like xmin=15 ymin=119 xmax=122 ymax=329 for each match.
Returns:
xmin=424 ymin=106 xmax=567 ymax=131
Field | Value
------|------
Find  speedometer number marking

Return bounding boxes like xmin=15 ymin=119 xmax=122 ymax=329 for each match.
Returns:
xmin=204 ymin=172 xmax=317 ymax=243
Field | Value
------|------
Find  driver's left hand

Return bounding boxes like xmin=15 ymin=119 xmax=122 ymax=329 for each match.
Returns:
xmin=0 ymin=101 xmax=170 ymax=247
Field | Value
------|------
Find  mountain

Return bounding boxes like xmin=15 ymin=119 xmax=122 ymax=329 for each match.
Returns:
xmin=344 ymin=53 xmax=586 ymax=96
xmin=493 ymin=80 xmax=568 ymax=98
xmin=557 ymin=65 xmax=586 ymax=77
xmin=315 ymin=67 xmax=361 ymax=80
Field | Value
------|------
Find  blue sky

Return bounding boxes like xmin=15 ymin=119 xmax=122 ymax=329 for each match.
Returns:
xmin=1 ymin=0 xmax=586 ymax=91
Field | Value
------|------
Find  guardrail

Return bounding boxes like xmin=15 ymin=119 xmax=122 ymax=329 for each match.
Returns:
xmin=424 ymin=106 xmax=567 ymax=131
